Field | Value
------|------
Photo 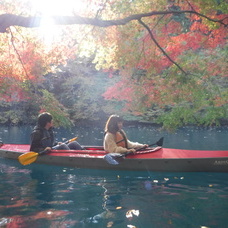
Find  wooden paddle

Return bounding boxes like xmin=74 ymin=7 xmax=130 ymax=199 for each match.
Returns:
xmin=18 ymin=137 xmax=78 ymax=166
xmin=104 ymin=137 xmax=164 ymax=165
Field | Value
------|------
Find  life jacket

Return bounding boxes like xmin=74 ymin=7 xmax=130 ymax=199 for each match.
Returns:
xmin=115 ymin=130 xmax=128 ymax=148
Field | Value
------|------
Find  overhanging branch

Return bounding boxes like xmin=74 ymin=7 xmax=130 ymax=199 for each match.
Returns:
xmin=138 ymin=19 xmax=188 ymax=75
xmin=0 ymin=10 xmax=226 ymax=76
xmin=0 ymin=10 xmax=227 ymax=33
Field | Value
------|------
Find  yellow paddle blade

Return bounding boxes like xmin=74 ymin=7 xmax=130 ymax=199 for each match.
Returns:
xmin=18 ymin=152 xmax=38 ymax=165
xmin=68 ymin=137 xmax=78 ymax=143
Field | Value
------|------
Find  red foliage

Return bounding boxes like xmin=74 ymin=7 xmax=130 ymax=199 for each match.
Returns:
xmin=0 ymin=83 xmax=30 ymax=102
xmin=103 ymin=80 xmax=135 ymax=102
xmin=103 ymin=7 xmax=227 ymax=112
xmin=161 ymin=20 xmax=183 ymax=35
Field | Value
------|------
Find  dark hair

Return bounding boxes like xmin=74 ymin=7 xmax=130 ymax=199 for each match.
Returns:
xmin=37 ymin=112 xmax=53 ymax=128
xmin=105 ymin=114 xmax=123 ymax=134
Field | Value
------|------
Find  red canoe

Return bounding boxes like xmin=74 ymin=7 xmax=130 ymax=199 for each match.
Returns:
xmin=0 ymin=144 xmax=227 ymax=172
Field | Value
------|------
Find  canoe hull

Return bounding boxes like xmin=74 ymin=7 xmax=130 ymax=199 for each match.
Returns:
xmin=34 ymin=155 xmax=228 ymax=172
xmin=0 ymin=144 xmax=228 ymax=172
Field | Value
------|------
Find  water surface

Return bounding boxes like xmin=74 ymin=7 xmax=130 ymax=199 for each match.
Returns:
xmin=0 ymin=125 xmax=227 ymax=150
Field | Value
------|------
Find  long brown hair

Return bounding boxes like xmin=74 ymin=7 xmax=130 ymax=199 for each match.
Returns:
xmin=104 ymin=115 xmax=123 ymax=134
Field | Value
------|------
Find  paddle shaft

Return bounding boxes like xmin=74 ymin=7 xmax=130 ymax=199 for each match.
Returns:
xmin=136 ymin=137 xmax=163 ymax=151
xmin=19 ymin=137 xmax=77 ymax=165
xmin=38 ymin=137 xmax=79 ymax=154
xmin=36 ymin=137 xmax=78 ymax=155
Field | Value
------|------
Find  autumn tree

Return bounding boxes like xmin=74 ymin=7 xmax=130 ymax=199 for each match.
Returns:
xmin=0 ymin=0 xmax=227 ymax=128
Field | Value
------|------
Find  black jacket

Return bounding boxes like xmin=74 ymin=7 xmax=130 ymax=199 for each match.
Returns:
xmin=30 ymin=126 xmax=56 ymax=152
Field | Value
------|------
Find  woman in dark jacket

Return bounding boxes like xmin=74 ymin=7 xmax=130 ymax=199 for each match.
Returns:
xmin=30 ymin=112 xmax=83 ymax=152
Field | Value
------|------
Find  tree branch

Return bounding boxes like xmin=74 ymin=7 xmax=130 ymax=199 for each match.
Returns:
xmin=9 ymin=28 xmax=36 ymax=92
xmin=0 ymin=10 xmax=227 ymax=33
xmin=138 ymin=19 xmax=188 ymax=75
xmin=9 ymin=28 xmax=29 ymax=79
xmin=1 ymin=10 xmax=225 ymax=76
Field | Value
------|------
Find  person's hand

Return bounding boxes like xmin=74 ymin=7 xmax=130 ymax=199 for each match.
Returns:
xmin=138 ymin=144 xmax=148 ymax=150
xmin=45 ymin=147 xmax=51 ymax=151
xmin=127 ymin=148 xmax=136 ymax=154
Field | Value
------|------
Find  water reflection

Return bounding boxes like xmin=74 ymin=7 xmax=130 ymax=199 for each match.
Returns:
xmin=0 ymin=161 xmax=73 ymax=227
xmin=30 ymin=168 xmax=55 ymax=208
xmin=0 ymin=156 xmax=228 ymax=227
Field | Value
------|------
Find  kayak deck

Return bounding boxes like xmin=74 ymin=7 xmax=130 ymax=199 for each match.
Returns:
xmin=0 ymin=144 xmax=227 ymax=158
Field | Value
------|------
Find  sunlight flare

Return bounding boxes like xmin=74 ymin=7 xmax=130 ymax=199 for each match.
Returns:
xmin=30 ymin=0 xmax=85 ymax=44
xmin=31 ymin=0 xmax=84 ymax=16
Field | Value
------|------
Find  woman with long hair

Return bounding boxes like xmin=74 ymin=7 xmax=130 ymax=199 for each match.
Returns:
xmin=104 ymin=114 xmax=148 ymax=153
xmin=30 ymin=112 xmax=83 ymax=152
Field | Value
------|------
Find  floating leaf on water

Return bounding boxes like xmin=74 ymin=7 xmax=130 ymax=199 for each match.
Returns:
xmin=126 ymin=210 xmax=140 ymax=218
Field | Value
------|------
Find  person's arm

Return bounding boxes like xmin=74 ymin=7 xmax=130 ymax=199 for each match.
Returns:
xmin=120 ymin=130 xmax=147 ymax=150
xmin=104 ymin=133 xmax=129 ymax=154
xmin=127 ymin=140 xmax=147 ymax=149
